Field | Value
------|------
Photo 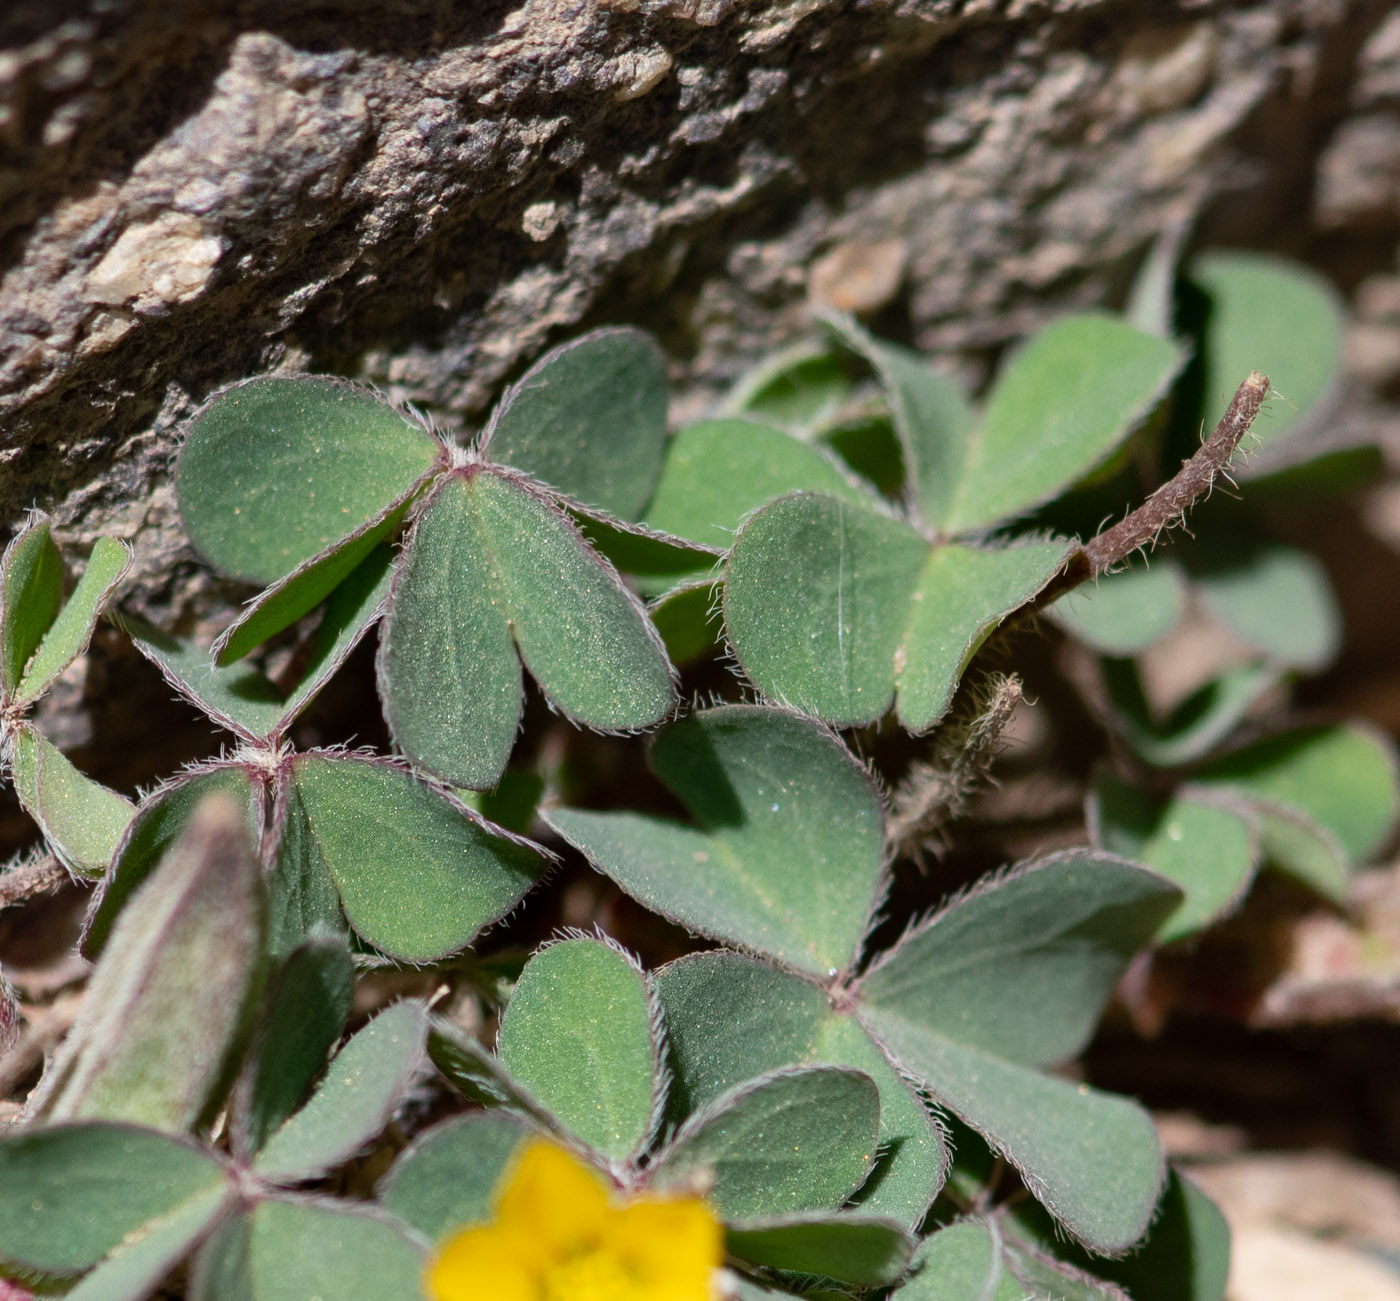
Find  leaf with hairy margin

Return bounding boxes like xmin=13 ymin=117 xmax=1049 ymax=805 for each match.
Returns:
xmin=497 ymin=937 xmax=662 ymax=1163
xmin=177 ymin=374 xmax=442 ymax=584
xmin=255 ymin=1001 xmax=428 ymax=1182
xmin=0 ymin=512 xmax=63 ymax=698
xmin=10 ymin=724 xmax=134 ymax=876
xmin=287 ymin=754 xmax=544 ymax=962
xmin=646 ymin=1065 xmax=880 ymax=1221
xmin=482 ymin=326 xmax=669 ymax=520
xmin=31 ymin=795 xmax=264 ymax=1134
xmin=0 ymin=1122 xmax=230 ymax=1277
xmin=655 ymin=950 xmax=946 ymax=1228
xmin=15 ymin=536 xmax=130 ymax=705
xmin=547 ymin=704 xmax=887 ymax=979
xmin=855 ymin=852 xmax=1180 ymax=1251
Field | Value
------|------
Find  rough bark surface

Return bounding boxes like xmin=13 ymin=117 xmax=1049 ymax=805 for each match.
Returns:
xmin=2 ymin=0 xmax=1398 ymax=626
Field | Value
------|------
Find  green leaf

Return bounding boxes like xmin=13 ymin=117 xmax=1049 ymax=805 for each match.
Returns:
xmin=195 ymin=1198 xmax=425 ymax=1301
xmin=1000 ymin=1232 xmax=1128 ymax=1301
xmin=10 ymin=724 xmax=134 ymax=876
xmin=178 ymin=374 xmax=442 ymax=584
xmin=212 ymin=500 xmax=405 ymax=665
xmin=1050 ymin=559 xmax=1187 ymax=655
xmin=380 ymin=470 xmax=676 ymax=790
xmin=649 ymin=578 xmax=723 ymax=665
xmin=893 ymin=1221 xmax=1025 ymax=1301
xmin=724 ymin=493 xmax=1067 ymax=730
xmin=643 ymin=417 xmax=876 ymax=549
xmin=724 ymin=492 xmax=928 ymax=726
xmin=124 ymin=617 xmax=288 ymax=742
xmin=727 ymin=341 xmax=854 ymax=435
xmin=824 ymin=312 xmax=975 ymax=529
xmin=1194 ymin=724 xmax=1399 ymax=864
xmin=1125 ymin=224 xmax=1186 ymax=341
xmin=1091 ymin=1170 xmax=1231 ymax=1301
xmin=377 ymin=474 xmax=522 ymax=789
xmin=824 ymin=412 xmax=906 ymax=498
xmin=726 ymin=1214 xmax=915 ymax=1287
xmin=656 ymin=951 xmax=946 ymax=1228
xmin=548 ymin=704 xmax=888 ymax=978
xmin=273 ymin=542 xmax=399 ymax=725
xmin=887 ymin=1033 xmax=1163 ymax=1254
xmin=1188 ymin=251 xmax=1343 ymax=455
xmin=1250 ymin=803 xmax=1350 ymax=902
xmin=83 ymin=765 xmax=261 ymax=958
xmin=855 ymin=852 xmax=1179 ymax=1250
xmin=1090 ymin=776 xmax=1257 ymax=942
xmin=471 ymin=470 xmax=677 ymax=727
xmin=895 ymin=540 xmax=1071 ymax=732
xmin=0 ymin=1122 xmax=229 ymax=1276
xmin=1102 ymin=658 xmax=1281 ymax=768
xmin=15 ymin=536 xmax=130 ymax=705
xmin=231 ymin=934 xmax=354 ymax=1159
xmin=33 ymin=793 xmax=265 ymax=1134
xmin=427 ymin=1016 xmax=555 ymax=1126
xmin=647 ymin=1065 xmax=881 ymax=1221
xmin=265 ymin=775 xmax=350 ymax=959
xmin=1191 ymin=541 xmax=1340 ymax=671
xmin=378 ymin=1111 xmax=534 ymax=1241
xmin=130 ymin=549 xmax=395 ymax=745
xmin=255 ymin=1001 xmax=427 ymax=1182
xmin=859 ymin=852 xmax=1179 ymax=1068
xmin=483 ymin=326 xmax=668 ymax=519
xmin=573 ymin=509 xmax=722 ymax=592
xmin=947 ymin=314 xmax=1181 ymax=532
xmin=63 ymin=1181 xmax=231 ymax=1301
xmin=496 ymin=937 xmax=660 ymax=1163
xmin=287 ymin=754 xmax=543 ymax=961
xmin=1 ymin=512 xmax=63 ymax=698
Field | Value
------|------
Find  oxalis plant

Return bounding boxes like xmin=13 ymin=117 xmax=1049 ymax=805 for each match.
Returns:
xmin=0 ymin=246 xmax=1396 ymax=1301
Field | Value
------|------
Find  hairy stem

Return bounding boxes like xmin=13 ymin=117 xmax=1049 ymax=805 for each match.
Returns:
xmin=0 ymin=851 xmax=66 ymax=911
xmin=1034 ymin=370 xmax=1270 ymax=608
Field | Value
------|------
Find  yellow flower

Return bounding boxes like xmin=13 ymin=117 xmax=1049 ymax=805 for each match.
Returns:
xmin=425 ymin=1139 xmax=723 ymax=1301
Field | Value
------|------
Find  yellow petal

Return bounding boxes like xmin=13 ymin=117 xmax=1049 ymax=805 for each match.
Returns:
xmin=495 ymin=1140 xmax=611 ymax=1260
xmin=607 ymin=1196 xmax=723 ymax=1301
xmin=425 ymin=1224 xmax=540 ymax=1301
